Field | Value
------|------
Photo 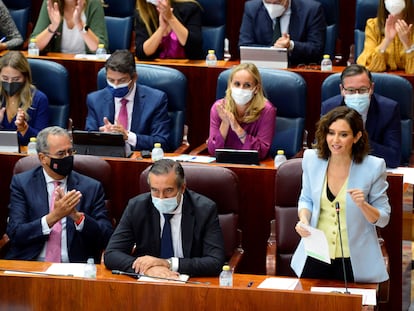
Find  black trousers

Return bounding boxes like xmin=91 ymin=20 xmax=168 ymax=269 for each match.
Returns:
xmin=301 ymin=256 xmax=354 ymax=282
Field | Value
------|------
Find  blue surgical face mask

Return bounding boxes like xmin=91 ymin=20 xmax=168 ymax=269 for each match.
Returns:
xmin=107 ymin=80 xmax=131 ymax=98
xmin=152 ymin=192 xmax=181 ymax=214
xmin=344 ymin=93 xmax=370 ymax=116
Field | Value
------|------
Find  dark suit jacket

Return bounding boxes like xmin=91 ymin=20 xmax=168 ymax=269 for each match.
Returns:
xmin=322 ymin=94 xmax=401 ymax=168
xmin=135 ymin=2 xmax=203 ymax=60
xmin=104 ymin=190 xmax=225 ymax=276
xmin=239 ymin=0 xmax=326 ymax=65
xmin=85 ymin=84 xmax=171 ymax=151
xmin=5 ymin=167 xmax=114 ymax=263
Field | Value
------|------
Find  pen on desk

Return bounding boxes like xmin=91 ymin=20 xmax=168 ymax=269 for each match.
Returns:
xmin=247 ymin=281 xmax=254 ymax=287
xmin=0 ymin=37 xmax=6 ymax=43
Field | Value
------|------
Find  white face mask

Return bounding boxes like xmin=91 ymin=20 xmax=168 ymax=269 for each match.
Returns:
xmin=263 ymin=1 xmax=286 ymax=19
xmin=231 ymin=87 xmax=254 ymax=106
xmin=344 ymin=93 xmax=370 ymax=117
xmin=152 ymin=192 xmax=181 ymax=214
xmin=385 ymin=0 xmax=406 ymax=15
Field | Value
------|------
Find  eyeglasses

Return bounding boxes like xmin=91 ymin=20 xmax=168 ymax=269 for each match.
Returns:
xmin=43 ymin=148 xmax=77 ymax=159
xmin=296 ymin=63 xmax=320 ymax=70
xmin=342 ymin=86 xmax=371 ymax=95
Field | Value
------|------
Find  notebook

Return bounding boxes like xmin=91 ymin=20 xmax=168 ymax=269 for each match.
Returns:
xmin=72 ymin=130 xmax=132 ymax=158
xmin=240 ymin=46 xmax=288 ymax=69
xmin=215 ymin=148 xmax=260 ymax=165
xmin=0 ymin=131 xmax=19 ymax=153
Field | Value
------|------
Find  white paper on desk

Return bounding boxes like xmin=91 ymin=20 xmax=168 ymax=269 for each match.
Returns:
xmin=164 ymin=154 xmax=216 ymax=163
xmin=74 ymin=54 xmax=110 ymax=60
xmin=387 ymin=166 xmax=414 ymax=184
xmin=300 ymin=223 xmax=331 ymax=264
xmin=138 ymin=274 xmax=189 ymax=283
xmin=311 ymin=287 xmax=377 ymax=306
xmin=45 ymin=263 xmax=87 ymax=277
xmin=257 ymin=277 xmax=299 ymax=290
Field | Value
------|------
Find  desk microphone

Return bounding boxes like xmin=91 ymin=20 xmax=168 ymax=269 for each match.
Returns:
xmin=335 ymin=202 xmax=350 ymax=294
xmin=111 ymin=270 xmax=210 ymax=285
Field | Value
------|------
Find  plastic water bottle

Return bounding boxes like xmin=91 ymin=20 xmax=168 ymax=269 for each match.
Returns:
xmin=96 ymin=44 xmax=107 ymax=60
xmin=321 ymin=54 xmax=332 ymax=71
xmin=224 ymin=38 xmax=231 ymax=61
xmin=205 ymin=49 xmax=217 ymax=67
xmin=28 ymin=38 xmax=39 ymax=57
xmin=151 ymin=143 xmax=164 ymax=161
xmin=274 ymin=150 xmax=287 ymax=168
xmin=84 ymin=258 xmax=97 ymax=278
xmin=27 ymin=137 xmax=37 ymax=155
xmin=219 ymin=265 xmax=233 ymax=287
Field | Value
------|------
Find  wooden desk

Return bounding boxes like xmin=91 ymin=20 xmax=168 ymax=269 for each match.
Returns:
xmin=0 ymin=152 xmax=403 ymax=311
xmin=0 ymin=260 xmax=374 ymax=311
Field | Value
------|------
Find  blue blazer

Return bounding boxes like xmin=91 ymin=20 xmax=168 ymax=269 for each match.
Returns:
xmin=5 ymin=167 xmax=114 ymax=263
xmin=322 ymin=94 xmax=401 ymax=168
xmin=291 ymin=149 xmax=390 ymax=283
xmin=104 ymin=190 xmax=226 ymax=276
xmin=85 ymin=84 xmax=170 ymax=151
xmin=238 ymin=0 xmax=326 ymax=65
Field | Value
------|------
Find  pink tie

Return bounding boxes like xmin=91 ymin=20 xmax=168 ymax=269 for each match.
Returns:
xmin=118 ymin=98 xmax=128 ymax=129
xmin=45 ymin=181 xmax=62 ymax=262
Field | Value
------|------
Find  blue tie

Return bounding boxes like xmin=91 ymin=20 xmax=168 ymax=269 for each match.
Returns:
xmin=160 ymin=214 xmax=174 ymax=259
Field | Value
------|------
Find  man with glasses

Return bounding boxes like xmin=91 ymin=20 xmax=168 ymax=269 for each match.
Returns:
xmin=5 ymin=126 xmax=114 ymax=263
xmin=321 ymin=64 xmax=401 ymax=168
xmin=85 ymin=49 xmax=170 ymax=151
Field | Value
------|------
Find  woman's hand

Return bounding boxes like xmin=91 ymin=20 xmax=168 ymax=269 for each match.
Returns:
xmin=73 ymin=0 xmax=84 ymax=29
xmin=14 ymin=108 xmax=28 ymax=134
xmin=295 ymin=221 xmax=311 ymax=238
xmin=395 ymin=19 xmax=413 ymax=49
xmin=158 ymin=0 xmax=173 ymax=22
xmin=47 ymin=0 xmax=62 ymax=31
xmin=384 ymin=15 xmax=398 ymax=41
xmin=0 ymin=107 xmax=5 ymax=123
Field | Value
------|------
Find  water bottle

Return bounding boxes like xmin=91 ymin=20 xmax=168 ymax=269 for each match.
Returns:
xmin=219 ymin=265 xmax=233 ymax=287
xmin=320 ymin=54 xmax=332 ymax=71
xmin=224 ymin=38 xmax=231 ymax=61
xmin=205 ymin=49 xmax=217 ymax=67
xmin=96 ymin=44 xmax=107 ymax=60
xmin=28 ymin=38 xmax=39 ymax=57
xmin=27 ymin=137 xmax=37 ymax=155
xmin=274 ymin=150 xmax=287 ymax=168
xmin=151 ymin=143 xmax=164 ymax=161
xmin=84 ymin=258 xmax=97 ymax=279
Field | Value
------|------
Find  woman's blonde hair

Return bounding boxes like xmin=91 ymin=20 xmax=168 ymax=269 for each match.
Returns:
xmin=0 ymin=51 xmax=35 ymax=120
xmin=136 ymin=0 xmax=200 ymax=36
xmin=223 ymin=63 xmax=267 ymax=124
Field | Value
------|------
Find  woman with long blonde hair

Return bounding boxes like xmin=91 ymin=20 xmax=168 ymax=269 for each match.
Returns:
xmin=31 ymin=0 xmax=108 ymax=53
xmin=207 ymin=63 xmax=276 ymax=160
xmin=0 ymin=51 xmax=49 ymax=146
xmin=135 ymin=0 xmax=203 ymax=59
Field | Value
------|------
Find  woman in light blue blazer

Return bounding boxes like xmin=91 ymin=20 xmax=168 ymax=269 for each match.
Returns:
xmin=291 ymin=106 xmax=390 ymax=283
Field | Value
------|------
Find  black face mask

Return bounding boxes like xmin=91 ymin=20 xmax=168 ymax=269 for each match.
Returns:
xmin=2 ymin=81 xmax=24 ymax=97
xmin=49 ymin=155 xmax=74 ymax=177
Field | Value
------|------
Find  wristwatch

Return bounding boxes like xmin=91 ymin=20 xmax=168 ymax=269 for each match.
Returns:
xmin=81 ymin=25 xmax=89 ymax=33
xmin=166 ymin=258 xmax=172 ymax=270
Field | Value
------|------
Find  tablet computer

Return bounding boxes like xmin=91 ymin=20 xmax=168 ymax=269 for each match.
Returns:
xmin=72 ymin=130 xmax=131 ymax=158
xmin=240 ymin=46 xmax=288 ymax=69
xmin=0 ymin=130 xmax=19 ymax=153
xmin=215 ymin=148 xmax=260 ymax=165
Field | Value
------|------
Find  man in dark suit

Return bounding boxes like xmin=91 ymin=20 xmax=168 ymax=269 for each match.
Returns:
xmin=85 ymin=49 xmax=170 ymax=151
xmin=5 ymin=126 xmax=114 ymax=263
xmin=104 ymin=159 xmax=225 ymax=278
xmin=239 ymin=0 xmax=326 ymax=65
xmin=322 ymin=64 xmax=401 ymax=168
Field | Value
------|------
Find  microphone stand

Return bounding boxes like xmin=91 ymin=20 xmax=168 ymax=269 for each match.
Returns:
xmin=112 ymin=270 xmax=210 ymax=285
xmin=335 ymin=202 xmax=350 ymax=294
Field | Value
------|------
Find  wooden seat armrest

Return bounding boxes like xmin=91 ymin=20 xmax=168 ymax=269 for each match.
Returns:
xmin=228 ymin=229 xmax=244 ymax=273
xmin=174 ymin=142 xmax=190 ymax=154
xmin=189 ymin=142 xmax=208 ymax=155
xmin=266 ymin=219 xmax=277 ymax=275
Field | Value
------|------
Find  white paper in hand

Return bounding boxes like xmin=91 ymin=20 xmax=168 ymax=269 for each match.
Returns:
xmin=300 ymin=223 xmax=331 ymax=264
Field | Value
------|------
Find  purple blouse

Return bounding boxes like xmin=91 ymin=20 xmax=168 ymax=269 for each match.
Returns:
xmin=159 ymin=31 xmax=185 ymax=59
xmin=207 ymin=99 xmax=276 ymax=160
